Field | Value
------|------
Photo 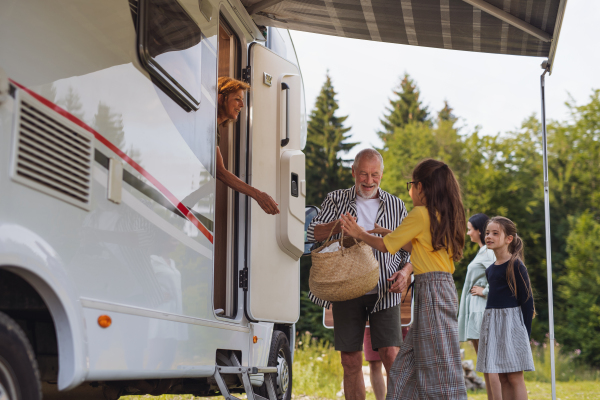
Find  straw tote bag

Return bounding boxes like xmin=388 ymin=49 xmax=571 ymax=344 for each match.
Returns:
xmin=309 ymin=221 xmax=380 ymax=302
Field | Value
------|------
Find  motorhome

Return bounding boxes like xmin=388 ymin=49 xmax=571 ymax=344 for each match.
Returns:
xmin=0 ymin=0 xmax=307 ymax=398
xmin=0 ymin=0 xmax=567 ymax=399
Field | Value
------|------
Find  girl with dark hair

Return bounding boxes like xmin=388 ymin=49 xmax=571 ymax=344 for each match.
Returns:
xmin=476 ymin=216 xmax=535 ymax=400
xmin=458 ymin=213 xmax=499 ymax=399
xmin=340 ymin=159 xmax=467 ymax=399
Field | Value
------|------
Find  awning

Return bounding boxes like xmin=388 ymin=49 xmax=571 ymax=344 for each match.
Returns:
xmin=244 ymin=0 xmax=567 ymax=68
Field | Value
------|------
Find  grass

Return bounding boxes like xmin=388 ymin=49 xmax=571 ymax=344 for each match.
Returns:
xmin=123 ymin=333 xmax=600 ymax=399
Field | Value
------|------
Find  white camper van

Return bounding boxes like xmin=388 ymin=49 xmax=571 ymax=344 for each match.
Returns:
xmin=0 ymin=0 xmax=308 ymax=399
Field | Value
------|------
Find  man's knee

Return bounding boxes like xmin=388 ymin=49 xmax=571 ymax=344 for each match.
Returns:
xmin=378 ymin=346 xmax=399 ymax=363
xmin=341 ymin=351 xmax=363 ymax=374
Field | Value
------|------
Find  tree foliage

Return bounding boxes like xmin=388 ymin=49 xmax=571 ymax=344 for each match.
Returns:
xmin=557 ymin=212 xmax=600 ymax=367
xmin=304 ymin=74 xmax=357 ymax=208
xmin=301 ymin=74 xmax=600 ymax=366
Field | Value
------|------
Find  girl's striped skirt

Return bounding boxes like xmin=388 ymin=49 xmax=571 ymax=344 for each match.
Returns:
xmin=386 ymin=271 xmax=467 ymax=400
xmin=476 ymin=307 xmax=535 ymax=373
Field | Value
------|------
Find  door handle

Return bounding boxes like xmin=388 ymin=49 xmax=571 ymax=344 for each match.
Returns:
xmin=281 ymin=82 xmax=290 ymax=147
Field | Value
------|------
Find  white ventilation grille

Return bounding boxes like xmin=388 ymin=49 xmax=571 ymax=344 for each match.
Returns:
xmin=11 ymin=90 xmax=94 ymax=210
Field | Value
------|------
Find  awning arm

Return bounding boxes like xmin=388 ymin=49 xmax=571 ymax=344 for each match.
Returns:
xmin=247 ymin=0 xmax=285 ymax=15
xmin=460 ymin=0 xmax=551 ymax=42
xmin=547 ymin=0 xmax=568 ymax=74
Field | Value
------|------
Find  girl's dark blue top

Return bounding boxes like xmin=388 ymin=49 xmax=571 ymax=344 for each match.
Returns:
xmin=485 ymin=259 xmax=534 ymax=338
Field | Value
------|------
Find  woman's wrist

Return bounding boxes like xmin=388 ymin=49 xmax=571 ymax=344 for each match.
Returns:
xmin=357 ymin=230 xmax=368 ymax=242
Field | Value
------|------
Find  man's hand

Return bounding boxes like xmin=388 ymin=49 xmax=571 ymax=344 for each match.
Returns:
xmin=255 ymin=190 xmax=280 ymax=215
xmin=313 ymin=219 xmax=343 ymax=242
xmin=388 ymin=270 xmax=408 ymax=293
xmin=470 ymin=286 xmax=485 ymax=297
xmin=388 ymin=262 xmax=413 ymax=293
xmin=367 ymin=223 xmax=392 ymax=237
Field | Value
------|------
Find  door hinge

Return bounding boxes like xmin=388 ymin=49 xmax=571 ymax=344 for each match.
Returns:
xmin=239 ymin=269 xmax=248 ymax=291
xmin=242 ymin=66 xmax=251 ymax=83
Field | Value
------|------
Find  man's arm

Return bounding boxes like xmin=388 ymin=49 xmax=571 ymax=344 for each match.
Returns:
xmin=216 ymin=148 xmax=280 ymax=215
xmin=313 ymin=220 xmax=342 ymax=242
xmin=306 ymin=192 xmax=342 ymax=243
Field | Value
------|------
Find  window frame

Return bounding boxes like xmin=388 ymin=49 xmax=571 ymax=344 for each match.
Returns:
xmin=137 ymin=0 xmax=202 ymax=112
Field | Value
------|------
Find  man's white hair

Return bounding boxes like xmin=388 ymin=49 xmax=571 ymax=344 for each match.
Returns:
xmin=353 ymin=148 xmax=384 ymax=171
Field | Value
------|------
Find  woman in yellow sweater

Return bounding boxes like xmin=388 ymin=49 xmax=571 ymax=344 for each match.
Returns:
xmin=341 ymin=159 xmax=467 ymax=399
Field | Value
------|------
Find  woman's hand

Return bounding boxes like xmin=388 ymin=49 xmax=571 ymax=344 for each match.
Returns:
xmin=255 ymin=190 xmax=280 ymax=215
xmin=368 ymin=223 xmax=392 ymax=237
xmin=340 ymin=213 xmax=364 ymax=239
xmin=470 ymin=286 xmax=485 ymax=297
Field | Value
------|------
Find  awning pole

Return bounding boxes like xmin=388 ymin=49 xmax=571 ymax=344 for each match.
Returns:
xmin=540 ymin=60 xmax=557 ymax=400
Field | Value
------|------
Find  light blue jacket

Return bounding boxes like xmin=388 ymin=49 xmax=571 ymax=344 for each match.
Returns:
xmin=458 ymin=245 xmax=496 ymax=341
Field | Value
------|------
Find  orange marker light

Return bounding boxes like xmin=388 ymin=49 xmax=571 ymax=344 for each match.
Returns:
xmin=253 ymin=336 xmax=258 ymax=344
xmin=98 ymin=315 xmax=112 ymax=328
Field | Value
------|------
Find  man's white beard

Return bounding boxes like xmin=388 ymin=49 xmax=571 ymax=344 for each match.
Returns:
xmin=356 ymin=182 xmax=379 ymax=199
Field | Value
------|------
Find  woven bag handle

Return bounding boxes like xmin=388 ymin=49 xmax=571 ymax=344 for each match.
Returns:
xmin=325 ymin=220 xmax=339 ymax=243
xmin=324 ymin=218 xmax=359 ymax=256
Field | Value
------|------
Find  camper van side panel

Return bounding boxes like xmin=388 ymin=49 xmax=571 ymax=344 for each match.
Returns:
xmin=0 ymin=0 xmax=254 ymax=382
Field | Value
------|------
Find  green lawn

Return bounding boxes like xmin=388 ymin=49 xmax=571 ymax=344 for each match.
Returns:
xmin=466 ymin=382 xmax=600 ymax=400
xmin=124 ymin=381 xmax=600 ymax=399
xmin=123 ymin=335 xmax=600 ymax=400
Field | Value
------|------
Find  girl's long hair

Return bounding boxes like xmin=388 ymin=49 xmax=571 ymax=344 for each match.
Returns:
xmin=469 ymin=213 xmax=489 ymax=245
xmin=412 ymin=159 xmax=466 ymax=261
xmin=488 ymin=216 xmax=534 ymax=304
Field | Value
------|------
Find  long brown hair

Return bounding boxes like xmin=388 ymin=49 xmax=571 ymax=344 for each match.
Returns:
xmin=488 ymin=216 xmax=534 ymax=304
xmin=412 ymin=159 xmax=466 ymax=261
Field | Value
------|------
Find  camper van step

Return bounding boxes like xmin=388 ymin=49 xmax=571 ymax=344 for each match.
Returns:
xmin=217 ymin=366 xmax=277 ymax=374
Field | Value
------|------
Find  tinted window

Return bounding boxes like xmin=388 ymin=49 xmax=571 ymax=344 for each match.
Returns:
xmin=139 ymin=0 xmax=202 ymax=111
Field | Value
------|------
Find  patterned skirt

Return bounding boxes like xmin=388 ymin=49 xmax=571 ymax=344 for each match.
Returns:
xmin=386 ymin=272 xmax=467 ymax=400
xmin=476 ymin=307 xmax=535 ymax=373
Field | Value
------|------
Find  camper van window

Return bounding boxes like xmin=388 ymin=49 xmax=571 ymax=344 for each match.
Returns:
xmin=139 ymin=0 xmax=203 ymax=111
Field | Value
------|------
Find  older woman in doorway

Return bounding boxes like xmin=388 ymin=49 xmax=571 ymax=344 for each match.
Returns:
xmin=216 ymin=77 xmax=279 ymax=215
xmin=458 ymin=212 xmax=501 ymax=399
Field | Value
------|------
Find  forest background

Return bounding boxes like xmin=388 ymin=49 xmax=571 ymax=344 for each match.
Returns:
xmin=298 ymin=73 xmax=600 ymax=369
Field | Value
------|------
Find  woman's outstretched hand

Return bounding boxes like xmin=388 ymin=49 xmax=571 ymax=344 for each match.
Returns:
xmin=340 ymin=213 xmax=364 ymax=238
xmin=368 ymin=223 xmax=392 ymax=237
xmin=255 ymin=190 xmax=280 ymax=215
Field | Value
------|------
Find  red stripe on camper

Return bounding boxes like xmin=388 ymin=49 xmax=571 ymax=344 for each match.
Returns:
xmin=10 ymin=79 xmax=214 ymax=244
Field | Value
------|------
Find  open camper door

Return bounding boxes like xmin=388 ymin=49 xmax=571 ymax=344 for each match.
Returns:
xmin=245 ymin=43 xmax=305 ymax=323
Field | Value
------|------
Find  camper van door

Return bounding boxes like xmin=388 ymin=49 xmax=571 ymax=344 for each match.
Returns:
xmin=246 ymin=43 xmax=304 ymax=323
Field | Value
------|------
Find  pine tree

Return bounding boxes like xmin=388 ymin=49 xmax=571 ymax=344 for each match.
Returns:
xmin=378 ymin=73 xmax=429 ymax=143
xmin=438 ymin=100 xmax=456 ymax=123
xmin=305 ymin=74 xmax=358 ymax=208
xmin=300 ymin=74 xmax=357 ymax=341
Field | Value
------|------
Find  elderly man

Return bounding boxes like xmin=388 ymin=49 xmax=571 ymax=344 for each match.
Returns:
xmin=307 ymin=149 xmax=413 ymax=400
xmin=216 ymin=76 xmax=279 ymax=215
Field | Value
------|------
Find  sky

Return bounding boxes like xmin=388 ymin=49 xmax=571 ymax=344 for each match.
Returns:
xmin=289 ymin=0 xmax=600 ymax=157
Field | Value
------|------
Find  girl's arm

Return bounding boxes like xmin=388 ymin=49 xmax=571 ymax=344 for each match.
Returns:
xmin=516 ymin=262 xmax=535 ymax=338
xmin=482 ymin=283 xmax=489 ymax=297
xmin=340 ymin=213 xmax=388 ymax=253
xmin=341 ymin=211 xmax=420 ymax=255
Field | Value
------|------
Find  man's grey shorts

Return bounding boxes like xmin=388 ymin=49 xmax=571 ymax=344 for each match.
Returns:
xmin=332 ymin=293 xmax=402 ymax=352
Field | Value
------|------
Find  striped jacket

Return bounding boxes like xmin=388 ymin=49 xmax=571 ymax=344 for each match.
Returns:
xmin=307 ymin=186 xmax=410 ymax=313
